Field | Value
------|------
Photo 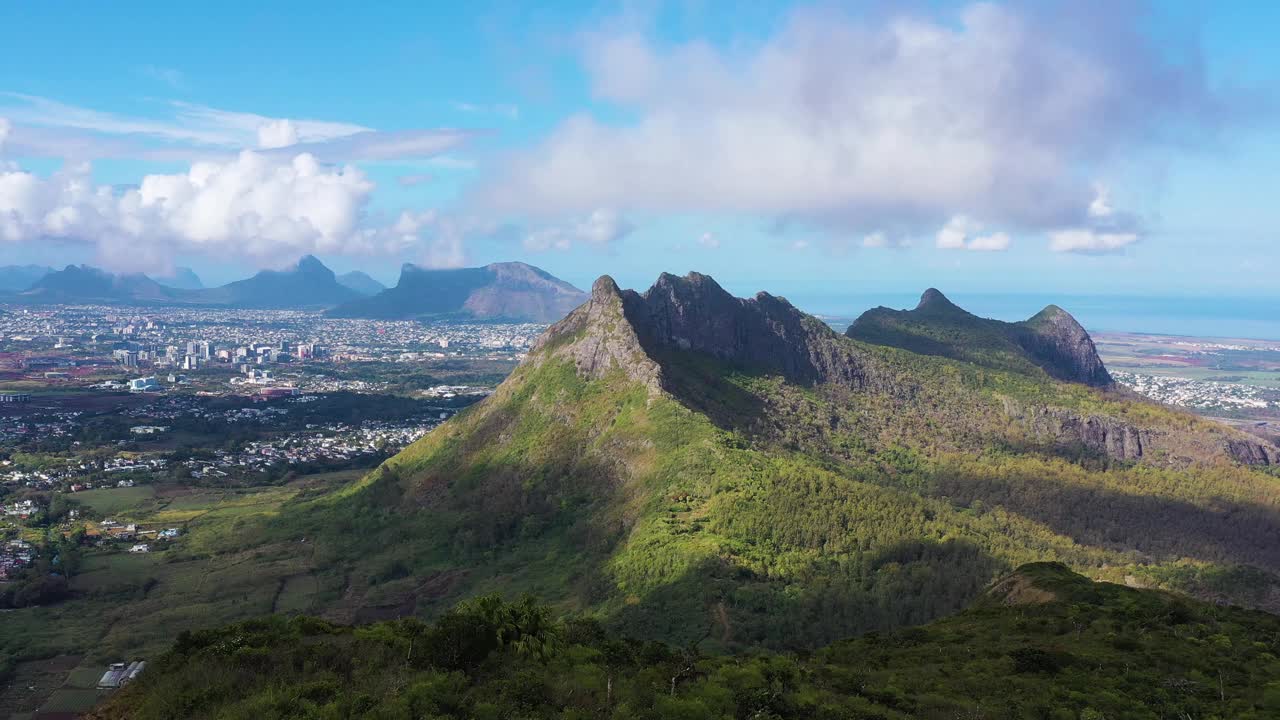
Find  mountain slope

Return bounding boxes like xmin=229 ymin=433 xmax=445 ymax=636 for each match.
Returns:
xmin=280 ymin=272 xmax=1280 ymax=649
xmin=90 ymin=562 xmax=1280 ymax=720
xmin=335 ymin=270 xmax=386 ymax=296
xmin=150 ymin=266 xmax=204 ymax=290
xmin=192 ymin=255 xmax=360 ymax=308
xmin=847 ymin=288 xmax=1113 ymax=386
xmin=0 ymin=264 xmax=53 ymax=291
xmin=21 ymin=264 xmax=177 ymax=303
xmin=328 ymin=261 xmax=587 ymax=322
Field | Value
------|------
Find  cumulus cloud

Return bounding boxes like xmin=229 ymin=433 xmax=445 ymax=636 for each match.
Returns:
xmin=698 ymin=231 xmax=720 ymax=249
xmin=935 ymin=215 xmax=1011 ymax=251
xmin=0 ymin=151 xmax=434 ymax=271
xmin=1048 ymin=185 xmax=1141 ymax=253
xmin=523 ymin=208 xmax=633 ymax=251
xmin=478 ymin=2 xmax=1224 ymax=242
xmin=256 ymin=118 xmax=300 ymax=149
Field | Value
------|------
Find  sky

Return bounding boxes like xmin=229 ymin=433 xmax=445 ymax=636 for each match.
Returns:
xmin=1 ymin=0 xmax=1278 ymax=307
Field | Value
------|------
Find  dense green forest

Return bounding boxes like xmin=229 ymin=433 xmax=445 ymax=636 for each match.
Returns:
xmin=270 ymin=340 xmax=1280 ymax=649
xmin=90 ymin=564 xmax=1280 ymax=720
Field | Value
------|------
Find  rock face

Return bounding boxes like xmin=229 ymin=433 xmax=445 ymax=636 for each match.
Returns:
xmin=1225 ymin=439 xmax=1279 ymax=466
xmin=1009 ymin=403 xmax=1150 ymax=461
xmin=848 ymin=289 xmax=1113 ymax=387
xmin=1017 ymin=306 xmax=1113 ymax=386
xmin=530 ymin=276 xmax=663 ymax=393
xmin=534 ymin=272 xmax=872 ymax=391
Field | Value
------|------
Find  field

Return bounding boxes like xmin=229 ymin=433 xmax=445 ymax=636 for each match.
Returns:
xmin=0 ymin=470 xmax=366 ymax=719
xmin=1095 ymin=331 xmax=1280 ymax=387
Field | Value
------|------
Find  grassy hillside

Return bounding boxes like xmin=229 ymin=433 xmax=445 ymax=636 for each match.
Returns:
xmin=89 ymin=563 xmax=1280 ymax=720
xmin=273 ymin=339 xmax=1280 ymax=649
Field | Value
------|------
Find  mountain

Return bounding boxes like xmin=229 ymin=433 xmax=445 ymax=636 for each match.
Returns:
xmin=0 ymin=264 xmax=53 ymax=291
xmin=191 ymin=255 xmax=361 ymax=308
xmin=21 ymin=264 xmax=176 ymax=303
xmin=327 ymin=261 xmax=587 ymax=322
xmin=335 ymin=270 xmax=386 ymax=296
xmin=89 ymin=562 xmax=1280 ymax=719
xmin=280 ymin=271 xmax=1280 ymax=651
xmin=847 ymin=288 xmax=1113 ymax=386
xmin=150 ymin=266 xmax=204 ymax=290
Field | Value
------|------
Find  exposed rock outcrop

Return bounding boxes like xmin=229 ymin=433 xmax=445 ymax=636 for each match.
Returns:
xmin=529 ymin=276 xmax=663 ymax=392
xmin=1017 ymin=306 xmax=1113 ymax=386
xmin=1225 ymin=439 xmax=1278 ymax=466
xmin=532 ymin=272 xmax=874 ymax=393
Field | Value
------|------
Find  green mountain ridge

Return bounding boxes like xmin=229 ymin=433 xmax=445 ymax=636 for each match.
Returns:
xmin=274 ymin=271 xmax=1280 ymax=652
xmin=847 ymin=288 xmax=1113 ymax=387
xmin=89 ymin=563 xmax=1280 ymax=719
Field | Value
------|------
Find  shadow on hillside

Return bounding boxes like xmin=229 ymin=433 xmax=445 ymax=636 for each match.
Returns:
xmin=607 ymin=538 xmax=1002 ymax=652
xmin=651 ymin=348 xmax=770 ymax=432
xmin=931 ymin=468 xmax=1280 ymax=575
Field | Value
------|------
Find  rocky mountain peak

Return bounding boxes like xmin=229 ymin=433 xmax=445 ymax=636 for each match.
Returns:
xmin=915 ymin=287 xmax=965 ymax=313
xmin=1016 ymin=306 xmax=1112 ymax=387
xmin=294 ymin=255 xmax=333 ymax=278
xmin=531 ymin=271 xmax=872 ymax=393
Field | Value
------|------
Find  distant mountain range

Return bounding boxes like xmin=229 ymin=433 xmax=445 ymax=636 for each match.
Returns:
xmin=151 ymin=266 xmax=204 ymax=290
xmin=327 ymin=261 xmax=588 ymax=322
xmin=0 ymin=264 xmax=54 ymax=291
xmin=335 ymin=270 xmax=386 ymax=296
xmin=0 ymin=258 xmax=584 ymax=318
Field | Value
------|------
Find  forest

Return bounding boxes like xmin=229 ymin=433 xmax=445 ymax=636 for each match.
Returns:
xmin=90 ymin=564 xmax=1280 ymax=719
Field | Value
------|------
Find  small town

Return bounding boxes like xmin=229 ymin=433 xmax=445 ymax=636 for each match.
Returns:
xmin=1111 ymin=371 xmax=1278 ymax=412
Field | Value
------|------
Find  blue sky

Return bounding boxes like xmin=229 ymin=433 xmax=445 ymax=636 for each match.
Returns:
xmin=1 ymin=0 xmax=1278 ymax=306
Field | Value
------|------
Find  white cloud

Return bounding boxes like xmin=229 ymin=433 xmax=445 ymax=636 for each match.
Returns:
xmin=935 ymin=216 xmax=975 ymax=250
xmin=1048 ymin=229 xmax=1139 ymax=253
xmin=451 ymin=101 xmax=520 ymax=119
xmin=1048 ymin=185 xmax=1142 ymax=254
xmin=861 ymin=231 xmax=889 ymax=249
xmin=523 ymin=208 xmax=633 ymax=252
xmin=0 ymin=151 xmax=434 ymax=271
xmin=0 ymin=117 xmax=10 ymax=151
xmin=935 ymin=215 xmax=1011 ymax=251
xmin=256 ymin=118 xmax=299 ymax=149
xmin=698 ymin=231 xmax=720 ymax=249
xmin=479 ymin=3 xmax=1221 ymax=241
xmin=0 ymin=94 xmax=472 ymax=162
xmin=968 ymin=231 xmax=1011 ymax=252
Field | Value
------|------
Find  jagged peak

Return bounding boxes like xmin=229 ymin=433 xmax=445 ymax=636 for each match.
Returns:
xmin=1025 ymin=303 xmax=1079 ymax=327
xmin=590 ymin=274 xmax=623 ymax=300
xmin=294 ymin=255 xmax=329 ymax=274
xmin=529 ymin=271 xmax=870 ymax=392
xmin=915 ymin=288 xmax=965 ymax=313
